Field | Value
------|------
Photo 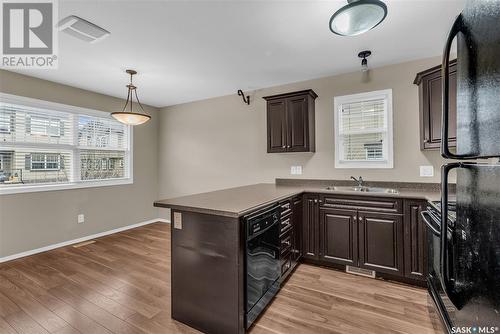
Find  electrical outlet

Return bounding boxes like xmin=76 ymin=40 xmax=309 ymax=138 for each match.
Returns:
xmin=290 ymin=166 xmax=303 ymax=175
xmin=173 ymin=212 xmax=182 ymax=229
xmin=77 ymin=214 xmax=85 ymax=224
xmin=420 ymin=165 xmax=434 ymax=177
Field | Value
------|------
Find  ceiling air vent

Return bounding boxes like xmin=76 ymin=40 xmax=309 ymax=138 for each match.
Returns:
xmin=58 ymin=15 xmax=110 ymax=43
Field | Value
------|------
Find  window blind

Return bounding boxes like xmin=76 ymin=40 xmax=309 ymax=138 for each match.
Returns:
xmin=0 ymin=100 xmax=130 ymax=188
xmin=339 ymin=98 xmax=387 ymax=162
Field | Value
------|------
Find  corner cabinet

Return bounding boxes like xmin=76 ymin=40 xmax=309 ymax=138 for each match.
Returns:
xmin=263 ymin=90 xmax=317 ymax=153
xmin=414 ymin=60 xmax=457 ymax=150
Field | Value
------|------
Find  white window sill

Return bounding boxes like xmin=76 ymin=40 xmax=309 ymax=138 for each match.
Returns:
xmin=335 ymin=161 xmax=394 ymax=169
xmin=0 ymin=178 xmax=133 ymax=195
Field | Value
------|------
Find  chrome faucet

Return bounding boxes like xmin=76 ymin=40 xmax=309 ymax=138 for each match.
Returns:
xmin=350 ymin=176 xmax=364 ymax=187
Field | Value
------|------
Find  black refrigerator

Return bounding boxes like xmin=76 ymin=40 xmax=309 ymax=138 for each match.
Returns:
xmin=424 ymin=0 xmax=500 ymax=333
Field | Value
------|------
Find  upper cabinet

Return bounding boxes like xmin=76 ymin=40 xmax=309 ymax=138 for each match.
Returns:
xmin=263 ymin=90 xmax=317 ymax=153
xmin=414 ymin=60 xmax=457 ymax=150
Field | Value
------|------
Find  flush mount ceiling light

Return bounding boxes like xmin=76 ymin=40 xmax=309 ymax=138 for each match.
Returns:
xmin=329 ymin=0 xmax=387 ymax=36
xmin=358 ymin=50 xmax=371 ymax=72
xmin=111 ymin=70 xmax=151 ymax=126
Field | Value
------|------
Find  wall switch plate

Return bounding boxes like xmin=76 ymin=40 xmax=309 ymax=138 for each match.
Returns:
xmin=420 ymin=165 xmax=434 ymax=177
xmin=77 ymin=214 xmax=85 ymax=224
xmin=173 ymin=212 xmax=182 ymax=229
xmin=290 ymin=166 xmax=303 ymax=175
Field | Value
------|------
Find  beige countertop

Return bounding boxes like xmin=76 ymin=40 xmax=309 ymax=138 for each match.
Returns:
xmin=154 ymin=183 xmax=443 ymax=218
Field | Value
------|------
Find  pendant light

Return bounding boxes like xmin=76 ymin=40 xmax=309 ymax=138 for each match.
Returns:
xmin=358 ymin=50 xmax=371 ymax=72
xmin=111 ymin=69 xmax=151 ymax=126
xmin=329 ymin=0 xmax=387 ymax=37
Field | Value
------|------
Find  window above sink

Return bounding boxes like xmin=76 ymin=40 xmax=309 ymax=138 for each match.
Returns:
xmin=333 ymin=89 xmax=394 ymax=169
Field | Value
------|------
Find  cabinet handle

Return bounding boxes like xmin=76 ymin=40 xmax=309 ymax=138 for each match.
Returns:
xmin=287 ymin=145 xmax=291 ymax=148
xmin=282 ymin=145 xmax=286 ymax=149
xmin=314 ymin=199 xmax=318 ymax=203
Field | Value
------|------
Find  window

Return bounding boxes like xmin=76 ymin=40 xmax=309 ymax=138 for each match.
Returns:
xmin=28 ymin=116 xmax=61 ymax=137
xmin=334 ymin=89 xmax=393 ymax=168
xmin=0 ymin=93 xmax=132 ymax=194
xmin=0 ymin=110 xmax=13 ymax=133
xmin=30 ymin=153 xmax=61 ymax=171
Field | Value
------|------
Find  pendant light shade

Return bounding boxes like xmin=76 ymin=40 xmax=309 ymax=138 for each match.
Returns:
xmin=111 ymin=69 xmax=151 ymax=126
xmin=329 ymin=0 xmax=387 ymax=36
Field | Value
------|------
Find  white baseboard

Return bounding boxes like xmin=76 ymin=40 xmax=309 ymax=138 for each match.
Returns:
xmin=0 ymin=218 xmax=170 ymax=264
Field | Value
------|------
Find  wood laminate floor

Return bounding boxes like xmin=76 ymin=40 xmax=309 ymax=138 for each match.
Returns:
xmin=0 ymin=223 xmax=444 ymax=334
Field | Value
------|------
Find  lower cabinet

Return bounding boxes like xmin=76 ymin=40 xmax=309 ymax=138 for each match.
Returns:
xmin=298 ymin=193 xmax=428 ymax=285
xmin=358 ymin=211 xmax=404 ymax=275
xmin=302 ymin=194 xmax=320 ymax=261
xmin=319 ymin=208 xmax=358 ymax=266
xmin=403 ymin=200 xmax=428 ymax=280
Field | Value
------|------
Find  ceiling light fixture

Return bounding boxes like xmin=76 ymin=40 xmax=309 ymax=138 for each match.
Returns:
xmin=358 ymin=50 xmax=371 ymax=72
xmin=329 ymin=0 xmax=387 ymax=37
xmin=111 ymin=70 xmax=151 ymax=126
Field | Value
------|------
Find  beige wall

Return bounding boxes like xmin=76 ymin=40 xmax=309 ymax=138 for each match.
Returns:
xmin=0 ymin=70 xmax=160 ymax=258
xmin=158 ymin=56 xmax=448 ymax=202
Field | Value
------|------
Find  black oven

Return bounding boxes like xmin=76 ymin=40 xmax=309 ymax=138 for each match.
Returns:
xmin=244 ymin=204 xmax=281 ymax=329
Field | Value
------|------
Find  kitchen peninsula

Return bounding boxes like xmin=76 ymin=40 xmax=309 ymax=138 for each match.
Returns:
xmin=154 ymin=180 xmax=443 ymax=334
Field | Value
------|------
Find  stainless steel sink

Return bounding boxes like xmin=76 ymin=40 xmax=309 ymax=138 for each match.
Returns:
xmin=325 ymin=186 xmax=399 ymax=194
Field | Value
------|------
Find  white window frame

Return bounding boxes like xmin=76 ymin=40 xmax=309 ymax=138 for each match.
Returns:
xmin=0 ymin=93 xmax=134 ymax=195
xmin=0 ymin=154 xmax=3 ymax=170
xmin=334 ymin=89 xmax=393 ymax=169
xmin=30 ymin=153 xmax=61 ymax=171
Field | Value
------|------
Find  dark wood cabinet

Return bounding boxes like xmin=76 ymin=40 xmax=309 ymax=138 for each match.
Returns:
xmin=358 ymin=211 xmax=404 ymax=275
xmin=264 ymin=90 xmax=317 ymax=153
xmin=403 ymin=200 xmax=428 ymax=281
xmin=292 ymin=196 xmax=303 ymax=262
xmin=414 ymin=60 xmax=457 ymax=150
xmin=302 ymin=194 xmax=319 ymax=260
xmin=319 ymin=208 xmax=358 ymax=266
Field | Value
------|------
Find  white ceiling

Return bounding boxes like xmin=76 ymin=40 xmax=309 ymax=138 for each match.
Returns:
xmin=11 ymin=0 xmax=465 ymax=107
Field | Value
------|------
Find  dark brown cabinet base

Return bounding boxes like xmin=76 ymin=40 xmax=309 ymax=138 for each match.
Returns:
xmin=299 ymin=193 xmax=428 ymax=286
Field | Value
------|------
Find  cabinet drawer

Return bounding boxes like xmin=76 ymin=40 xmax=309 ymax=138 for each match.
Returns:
xmin=280 ymin=200 xmax=292 ymax=217
xmin=280 ymin=214 xmax=292 ymax=234
xmin=280 ymin=229 xmax=292 ymax=255
xmin=320 ymin=195 xmax=402 ymax=214
xmin=281 ymin=253 xmax=292 ymax=275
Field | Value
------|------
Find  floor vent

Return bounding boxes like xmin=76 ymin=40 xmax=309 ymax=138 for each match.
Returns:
xmin=73 ymin=240 xmax=96 ymax=248
xmin=346 ymin=266 xmax=376 ymax=278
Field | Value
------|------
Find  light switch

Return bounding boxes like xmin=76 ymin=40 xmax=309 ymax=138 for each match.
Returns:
xmin=420 ymin=165 xmax=434 ymax=177
xmin=173 ymin=212 xmax=182 ymax=229
xmin=77 ymin=214 xmax=85 ymax=224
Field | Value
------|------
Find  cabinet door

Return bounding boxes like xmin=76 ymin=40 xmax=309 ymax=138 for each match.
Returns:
xmin=319 ymin=208 xmax=358 ymax=266
xmin=404 ymin=200 xmax=428 ymax=281
xmin=358 ymin=212 xmax=404 ymax=275
xmin=286 ymin=96 xmax=309 ymax=152
xmin=302 ymin=195 xmax=319 ymax=260
xmin=292 ymin=197 xmax=303 ymax=262
xmin=421 ymin=63 xmax=457 ymax=149
xmin=267 ymin=99 xmax=287 ymax=153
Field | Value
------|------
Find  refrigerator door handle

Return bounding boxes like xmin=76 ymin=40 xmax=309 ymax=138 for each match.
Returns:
xmin=440 ymin=162 xmax=465 ymax=309
xmin=441 ymin=14 xmax=468 ymax=159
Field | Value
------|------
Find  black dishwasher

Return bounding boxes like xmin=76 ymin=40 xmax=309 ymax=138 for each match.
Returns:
xmin=244 ymin=204 xmax=281 ymax=329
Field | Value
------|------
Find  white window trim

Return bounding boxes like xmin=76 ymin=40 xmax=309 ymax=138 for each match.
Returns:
xmin=333 ymin=89 xmax=394 ymax=169
xmin=30 ymin=153 xmax=61 ymax=171
xmin=0 ymin=93 xmax=134 ymax=195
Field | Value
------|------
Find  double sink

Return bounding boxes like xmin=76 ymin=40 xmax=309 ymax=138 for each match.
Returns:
xmin=325 ymin=185 xmax=399 ymax=194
